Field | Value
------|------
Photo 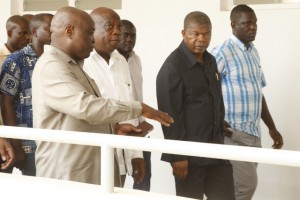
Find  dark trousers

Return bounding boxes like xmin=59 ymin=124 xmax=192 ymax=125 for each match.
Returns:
xmin=133 ymin=151 xmax=151 ymax=191
xmin=0 ymin=167 xmax=13 ymax=173
xmin=175 ymin=164 xmax=235 ymax=200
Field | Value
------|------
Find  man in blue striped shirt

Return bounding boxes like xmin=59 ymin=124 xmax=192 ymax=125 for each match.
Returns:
xmin=211 ymin=4 xmax=283 ymax=200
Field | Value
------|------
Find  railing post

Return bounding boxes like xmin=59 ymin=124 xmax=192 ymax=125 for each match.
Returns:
xmin=100 ymin=144 xmax=114 ymax=194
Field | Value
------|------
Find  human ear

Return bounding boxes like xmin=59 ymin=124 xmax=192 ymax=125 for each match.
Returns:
xmin=7 ymin=30 xmax=12 ymax=38
xmin=65 ymin=25 xmax=74 ymax=39
xmin=181 ymin=29 xmax=185 ymax=37
xmin=31 ymin=28 xmax=37 ymax=37
xmin=231 ymin=22 xmax=235 ymax=30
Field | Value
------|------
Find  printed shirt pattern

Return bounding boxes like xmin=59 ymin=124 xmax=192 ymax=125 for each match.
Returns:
xmin=211 ymin=35 xmax=266 ymax=137
xmin=0 ymin=44 xmax=38 ymax=128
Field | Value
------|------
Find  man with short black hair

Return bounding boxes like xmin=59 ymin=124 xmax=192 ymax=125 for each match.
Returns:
xmin=117 ymin=19 xmax=151 ymax=191
xmin=157 ymin=11 xmax=235 ymax=200
xmin=211 ymin=4 xmax=283 ymax=200
xmin=0 ymin=13 xmax=53 ymax=176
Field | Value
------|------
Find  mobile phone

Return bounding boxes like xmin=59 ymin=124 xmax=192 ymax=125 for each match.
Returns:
xmin=128 ymin=121 xmax=153 ymax=137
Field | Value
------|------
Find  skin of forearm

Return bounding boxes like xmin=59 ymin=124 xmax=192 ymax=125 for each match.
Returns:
xmin=261 ymin=95 xmax=276 ymax=131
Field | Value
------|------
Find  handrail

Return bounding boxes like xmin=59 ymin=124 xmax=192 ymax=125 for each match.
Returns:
xmin=1 ymin=125 xmax=300 ymax=194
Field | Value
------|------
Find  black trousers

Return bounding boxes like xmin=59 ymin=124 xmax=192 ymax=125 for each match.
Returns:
xmin=175 ymin=164 xmax=235 ymax=200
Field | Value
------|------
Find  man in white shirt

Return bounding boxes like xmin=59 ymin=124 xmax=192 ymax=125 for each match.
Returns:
xmin=84 ymin=7 xmax=145 ymax=186
xmin=117 ymin=19 xmax=151 ymax=191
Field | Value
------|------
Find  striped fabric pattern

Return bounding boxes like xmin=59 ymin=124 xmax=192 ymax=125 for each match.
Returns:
xmin=211 ymin=35 xmax=266 ymax=137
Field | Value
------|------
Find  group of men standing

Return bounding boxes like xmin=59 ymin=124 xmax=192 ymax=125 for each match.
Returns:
xmin=0 ymin=7 xmax=160 ymax=191
xmin=0 ymin=3 xmax=283 ymax=200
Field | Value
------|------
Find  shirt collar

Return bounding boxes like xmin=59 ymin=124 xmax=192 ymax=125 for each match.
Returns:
xmin=230 ymin=34 xmax=254 ymax=51
xmin=1 ymin=44 xmax=11 ymax=55
xmin=127 ymin=50 xmax=136 ymax=62
xmin=24 ymin=44 xmax=37 ymax=57
xmin=45 ymin=45 xmax=82 ymax=67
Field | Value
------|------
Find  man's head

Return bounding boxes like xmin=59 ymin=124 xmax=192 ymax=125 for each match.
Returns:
xmin=90 ymin=7 xmax=122 ymax=57
xmin=182 ymin=11 xmax=212 ymax=60
xmin=30 ymin=13 xmax=53 ymax=49
xmin=230 ymin=4 xmax=257 ymax=46
xmin=22 ymin=14 xmax=34 ymax=23
xmin=117 ymin=19 xmax=136 ymax=60
xmin=6 ymin=15 xmax=30 ymax=52
xmin=50 ymin=6 xmax=95 ymax=61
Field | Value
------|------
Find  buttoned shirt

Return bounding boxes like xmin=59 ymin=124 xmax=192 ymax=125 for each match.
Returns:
xmin=211 ymin=35 xmax=266 ymax=138
xmin=83 ymin=50 xmax=143 ymax=175
xmin=0 ymin=44 xmax=37 ymax=128
xmin=157 ymin=41 xmax=226 ymax=166
xmin=127 ymin=51 xmax=143 ymax=102
xmin=33 ymin=45 xmax=142 ymax=184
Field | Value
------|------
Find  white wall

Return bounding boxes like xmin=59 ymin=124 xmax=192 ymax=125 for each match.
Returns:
xmin=1 ymin=0 xmax=300 ymax=199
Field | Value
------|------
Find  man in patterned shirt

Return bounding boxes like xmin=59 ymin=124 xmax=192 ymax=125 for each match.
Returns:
xmin=211 ymin=4 xmax=283 ymax=200
xmin=0 ymin=15 xmax=30 ymax=130
xmin=0 ymin=13 xmax=53 ymax=175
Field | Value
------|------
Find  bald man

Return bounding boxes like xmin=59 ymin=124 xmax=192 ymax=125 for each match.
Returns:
xmin=84 ymin=7 xmax=146 ymax=188
xmin=32 ymin=6 xmax=173 ymax=185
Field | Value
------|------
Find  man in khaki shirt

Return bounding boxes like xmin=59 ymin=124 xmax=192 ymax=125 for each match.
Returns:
xmin=32 ymin=6 xmax=173 ymax=186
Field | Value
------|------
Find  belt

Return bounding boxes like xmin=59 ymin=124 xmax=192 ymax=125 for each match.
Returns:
xmin=22 ymin=145 xmax=36 ymax=154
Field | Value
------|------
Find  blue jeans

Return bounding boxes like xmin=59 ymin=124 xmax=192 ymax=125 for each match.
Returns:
xmin=133 ymin=151 xmax=151 ymax=191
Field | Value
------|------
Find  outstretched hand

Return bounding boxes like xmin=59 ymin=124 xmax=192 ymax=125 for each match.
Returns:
xmin=141 ymin=103 xmax=174 ymax=126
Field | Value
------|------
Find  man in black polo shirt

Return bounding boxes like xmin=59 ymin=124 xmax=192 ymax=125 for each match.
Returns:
xmin=156 ymin=11 xmax=235 ymax=200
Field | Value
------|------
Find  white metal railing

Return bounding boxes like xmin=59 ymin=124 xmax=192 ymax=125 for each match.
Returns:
xmin=1 ymin=125 xmax=300 ymax=196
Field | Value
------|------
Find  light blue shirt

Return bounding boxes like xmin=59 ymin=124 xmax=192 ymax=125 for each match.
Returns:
xmin=211 ymin=35 xmax=266 ymax=137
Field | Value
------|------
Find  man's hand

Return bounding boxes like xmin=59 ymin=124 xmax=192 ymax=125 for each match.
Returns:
xmin=223 ymin=120 xmax=233 ymax=137
xmin=171 ymin=160 xmax=188 ymax=180
xmin=10 ymin=139 xmax=26 ymax=170
xmin=269 ymin=128 xmax=283 ymax=149
xmin=115 ymin=123 xmax=142 ymax=135
xmin=141 ymin=103 xmax=174 ymax=126
xmin=132 ymin=158 xmax=146 ymax=184
xmin=0 ymin=138 xmax=15 ymax=170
